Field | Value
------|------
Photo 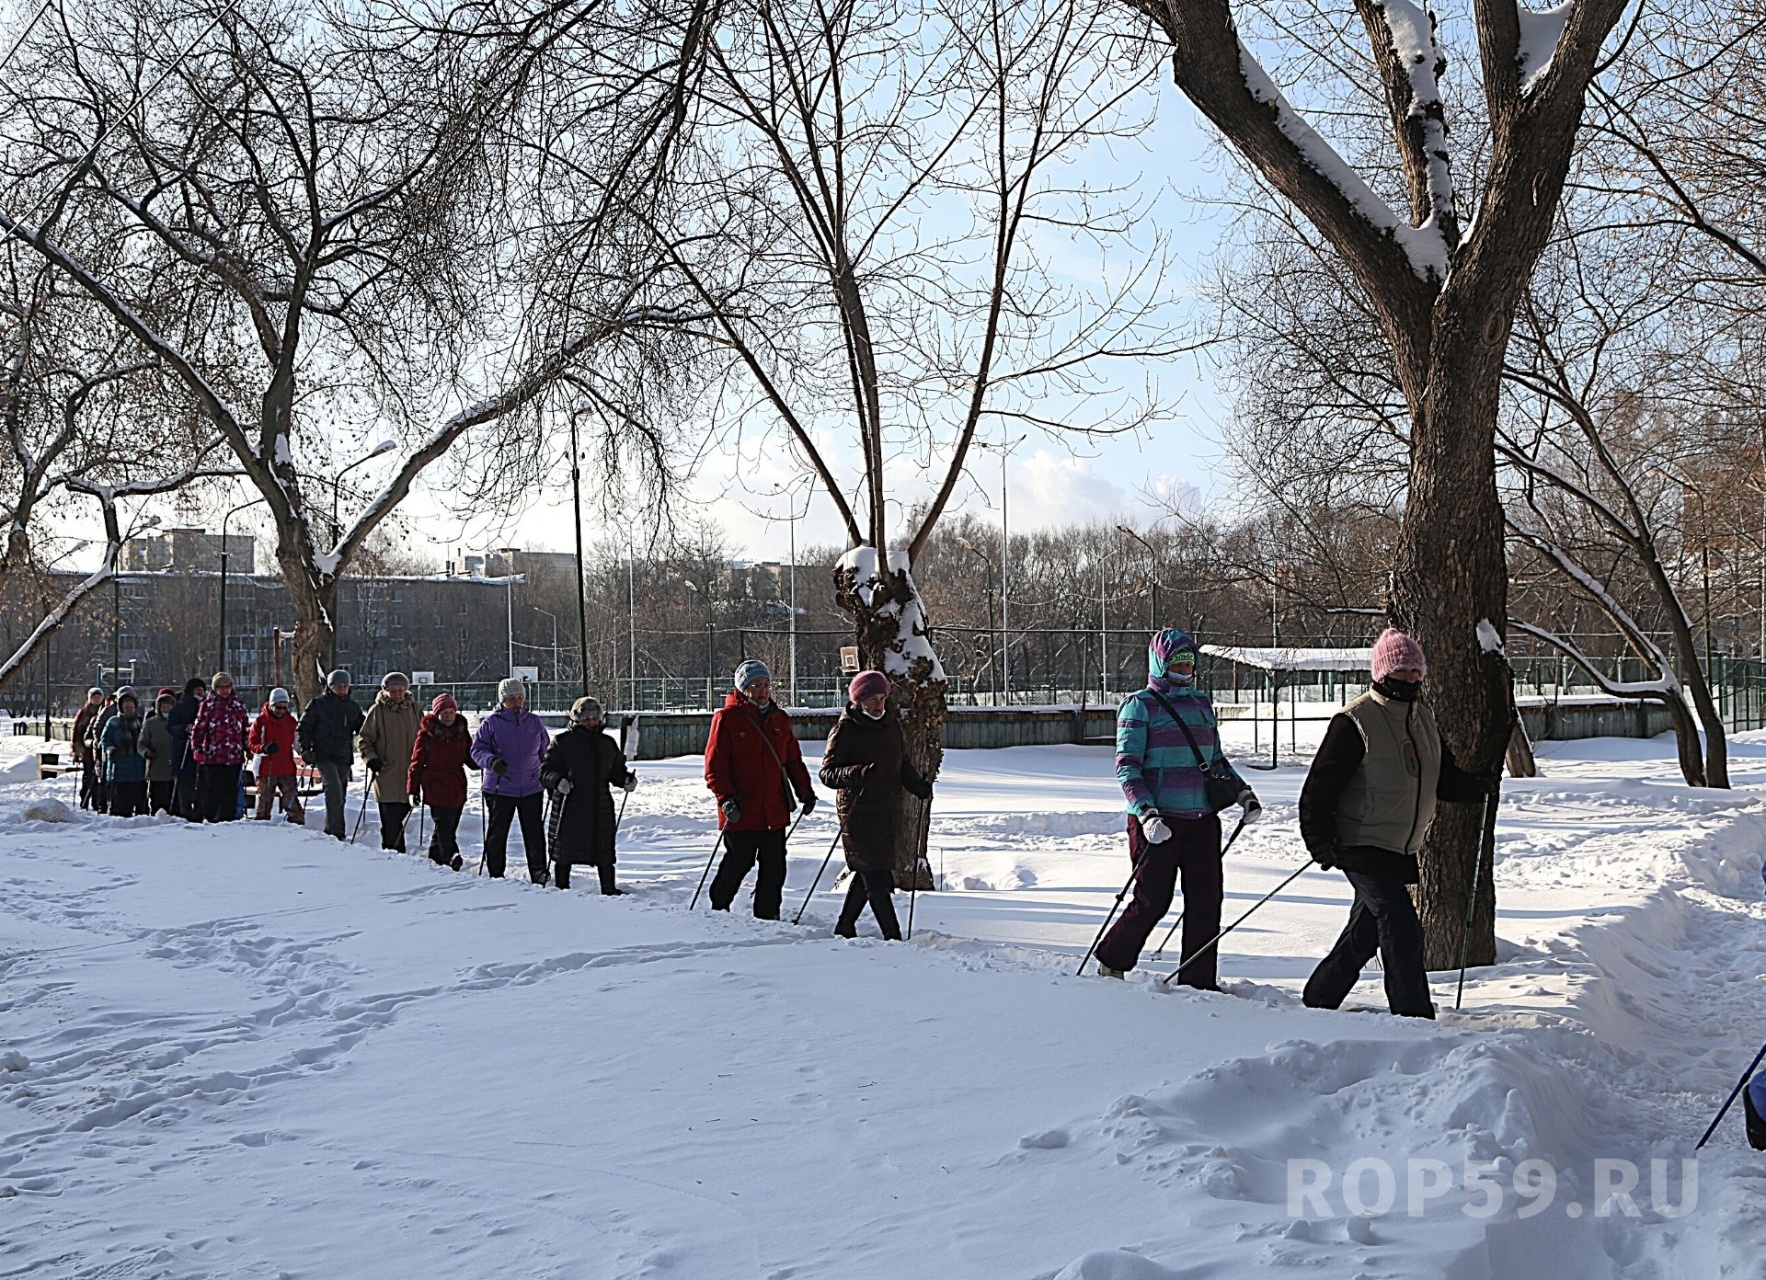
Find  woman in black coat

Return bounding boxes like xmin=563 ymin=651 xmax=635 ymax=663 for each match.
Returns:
xmin=817 ymin=671 xmax=932 ymax=940
xmin=540 ymin=696 xmax=636 ymax=894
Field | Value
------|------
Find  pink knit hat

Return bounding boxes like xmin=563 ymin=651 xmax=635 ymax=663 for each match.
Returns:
xmin=1370 ymin=628 xmax=1426 ymax=682
xmin=848 ymin=670 xmax=891 ymax=703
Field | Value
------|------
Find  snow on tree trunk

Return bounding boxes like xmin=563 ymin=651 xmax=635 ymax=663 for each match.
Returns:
xmin=833 ymin=546 xmax=944 ymax=891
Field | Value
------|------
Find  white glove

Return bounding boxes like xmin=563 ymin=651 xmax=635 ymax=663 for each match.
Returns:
xmin=1238 ymin=789 xmax=1262 ymax=823
xmin=555 ymin=777 xmax=574 ymax=796
xmin=622 ymin=775 xmax=638 ymax=794
xmin=1139 ymin=813 xmax=1172 ymax=844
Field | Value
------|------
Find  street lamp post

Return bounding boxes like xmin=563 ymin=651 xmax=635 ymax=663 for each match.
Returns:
xmin=956 ymin=537 xmax=998 ymax=704
xmin=219 ymin=496 xmax=264 ymax=675
xmin=327 ymin=440 xmax=396 ymax=666
xmin=1118 ymin=525 xmax=1161 ymax=631
xmin=533 ymin=605 xmax=561 ymax=707
xmin=975 ymin=433 xmax=1026 ymax=703
xmin=1100 ymin=545 xmax=1127 ymax=701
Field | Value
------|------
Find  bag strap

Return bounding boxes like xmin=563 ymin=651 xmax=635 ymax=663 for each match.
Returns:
xmin=738 ymin=703 xmax=798 ymax=805
xmin=1146 ymin=687 xmax=1223 ymax=773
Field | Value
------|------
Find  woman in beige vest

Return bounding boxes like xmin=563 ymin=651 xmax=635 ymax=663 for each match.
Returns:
xmin=1297 ymin=629 xmax=1494 ymax=1018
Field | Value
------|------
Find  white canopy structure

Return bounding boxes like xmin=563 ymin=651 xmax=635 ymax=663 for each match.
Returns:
xmin=1200 ymin=645 xmax=1370 ymax=673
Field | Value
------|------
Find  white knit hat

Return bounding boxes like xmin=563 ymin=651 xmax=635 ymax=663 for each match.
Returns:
xmin=497 ymin=677 xmax=526 ymax=703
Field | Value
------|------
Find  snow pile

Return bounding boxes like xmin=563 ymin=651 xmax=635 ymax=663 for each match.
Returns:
xmin=1516 ymin=3 xmax=1572 ymax=93
xmin=836 ymin=544 xmax=948 ymax=682
xmin=19 ymin=796 xmax=74 ymax=823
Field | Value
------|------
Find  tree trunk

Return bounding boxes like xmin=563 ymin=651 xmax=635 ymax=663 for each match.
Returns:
xmin=1393 ymin=310 xmax=1516 ymax=973
xmin=1504 ymin=717 xmax=1537 ymax=780
xmin=832 ymin=551 xmax=944 ymax=892
xmin=1658 ymin=690 xmax=1707 ymax=789
xmin=278 ymin=527 xmax=337 ymax=708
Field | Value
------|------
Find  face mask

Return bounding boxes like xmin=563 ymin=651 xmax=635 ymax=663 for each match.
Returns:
xmin=1167 ymin=670 xmax=1195 ymax=686
xmin=861 ymin=706 xmax=885 ymax=720
xmin=1375 ymin=677 xmax=1420 ymax=702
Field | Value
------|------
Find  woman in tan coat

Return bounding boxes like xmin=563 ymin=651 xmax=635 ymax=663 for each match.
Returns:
xmin=358 ymin=672 xmax=423 ymax=852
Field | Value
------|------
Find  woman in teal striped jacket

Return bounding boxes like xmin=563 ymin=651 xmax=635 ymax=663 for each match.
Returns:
xmin=1097 ymin=628 xmax=1260 ymax=988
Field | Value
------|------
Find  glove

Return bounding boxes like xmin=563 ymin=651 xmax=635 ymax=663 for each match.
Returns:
xmin=622 ymin=775 xmax=638 ymax=794
xmin=1140 ymin=813 xmax=1172 ymax=844
xmin=263 ymin=741 xmax=280 ymax=755
xmin=408 ymin=793 xmax=421 ymax=808
xmin=800 ymin=793 xmax=816 ymax=814
xmin=906 ymin=777 xmax=932 ymax=801
xmin=492 ymin=758 xmax=508 ymax=776
xmin=1481 ymin=765 xmax=1503 ymax=795
xmin=367 ymin=758 xmax=383 ymax=774
xmin=555 ymin=777 xmax=574 ymax=796
xmin=1312 ymin=844 xmax=1337 ymax=871
xmin=1238 ymin=789 xmax=1262 ymax=824
xmin=721 ymin=798 xmax=741 ymax=824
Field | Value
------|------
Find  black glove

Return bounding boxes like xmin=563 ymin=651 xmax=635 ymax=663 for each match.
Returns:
xmin=367 ymin=758 xmax=383 ymax=774
xmin=492 ymin=758 xmax=508 ymax=776
xmin=720 ymin=798 xmax=741 ymax=824
xmin=1311 ymin=845 xmax=1337 ymax=871
xmin=906 ymin=776 xmax=932 ymax=801
xmin=1481 ymin=765 xmax=1503 ymax=795
xmin=800 ymin=794 xmax=816 ymax=815
xmin=263 ymin=741 xmax=280 ymax=756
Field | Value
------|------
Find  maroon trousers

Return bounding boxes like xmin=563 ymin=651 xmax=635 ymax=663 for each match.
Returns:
xmin=1095 ymin=813 xmax=1223 ymax=988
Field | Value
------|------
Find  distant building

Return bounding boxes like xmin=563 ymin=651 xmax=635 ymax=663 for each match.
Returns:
xmin=122 ymin=527 xmax=255 ymax=575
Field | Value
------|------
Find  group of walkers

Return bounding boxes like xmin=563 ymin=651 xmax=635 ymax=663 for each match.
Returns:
xmin=66 ymin=621 xmax=1507 ymax=1009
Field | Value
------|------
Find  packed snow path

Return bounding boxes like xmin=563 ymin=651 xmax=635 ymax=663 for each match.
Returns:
xmin=2 ymin=730 xmax=1762 ymax=1278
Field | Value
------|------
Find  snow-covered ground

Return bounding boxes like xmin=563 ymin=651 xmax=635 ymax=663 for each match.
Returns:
xmin=3 ymin=724 xmax=1763 ymax=1279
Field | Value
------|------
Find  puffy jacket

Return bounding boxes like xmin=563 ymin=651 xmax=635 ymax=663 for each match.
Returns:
xmin=190 ymin=691 xmax=250 ymax=767
xmin=100 ymin=712 xmax=148 ymax=783
xmin=71 ymin=701 xmax=104 ymax=765
xmin=298 ymin=690 xmax=364 ymax=767
xmin=705 ymin=691 xmax=814 ymax=831
xmin=165 ymin=693 xmax=202 ymax=777
xmin=359 ymin=691 xmax=423 ymax=802
xmin=471 ymin=707 xmax=550 ymax=798
xmin=819 ymin=704 xmax=931 ymax=874
xmin=1114 ymin=629 xmax=1246 ymax=821
xmin=408 ymin=712 xmax=475 ymax=808
xmin=542 ymin=724 xmax=633 ymax=866
xmin=247 ymin=705 xmax=300 ymax=778
xmin=140 ymin=713 xmax=175 ymax=783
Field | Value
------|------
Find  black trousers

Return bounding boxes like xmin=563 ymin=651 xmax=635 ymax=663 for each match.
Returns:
xmin=1303 ymin=867 xmax=1435 ymax=1018
xmin=484 ymin=792 xmax=546 ymax=881
xmin=197 ymin=764 xmax=243 ymax=822
xmin=378 ymin=800 xmax=412 ymax=852
xmin=835 ymin=869 xmax=902 ymax=940
xmin=174 ymin=772 xmax=203 ymax=821
xmin=148 ymin=780 xmax=174 ymax=815
xmin=1096 ymin=813 xmax=1224 ymax=989
xmin=427 ymin=805 xmax=463 ymax=864
xmin=709 ymin=829 xmax=788 ymax=918
xmin=108 ymin=780 xmax=149 ymax=817
xmin=556 ymin=859 xmax=618 ymax=893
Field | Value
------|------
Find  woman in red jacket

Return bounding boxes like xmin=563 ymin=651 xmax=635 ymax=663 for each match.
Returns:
xmin=407 ymin=693 xmax=474 ymax=869
xmin=246 ymin=687 xmax=303 ymax=824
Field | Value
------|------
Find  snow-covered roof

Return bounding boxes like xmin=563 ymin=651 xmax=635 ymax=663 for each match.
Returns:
xmin=1200 ymin=645 xmax=1370 ymax=672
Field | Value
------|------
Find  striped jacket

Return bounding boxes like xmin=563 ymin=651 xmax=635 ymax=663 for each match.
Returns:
xmin=1114 ymin=629 xmax=1246 ymax=821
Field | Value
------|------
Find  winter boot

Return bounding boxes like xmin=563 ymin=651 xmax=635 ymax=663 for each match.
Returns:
xmin=1745 ymin=1076 xmax=1766 ymax=1152
xmin=449 ymin=854 xmax=463 ymax=872
xmin=1098 ymin=964 xmax=1126 ymax=980
xmin=598 ymin=863 xmax=625 ymax=896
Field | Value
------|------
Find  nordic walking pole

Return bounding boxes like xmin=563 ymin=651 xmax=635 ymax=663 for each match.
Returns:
xmin=1076 ymin=852 xmax=1150 ymax=977
xmin=1455 ymin=790 xmax=1495 ymax=1011
xmin=793 ymin=827 xmax=845 ymax=925
xmin=347 ymin=771 xmax=372 ymax=844
xmin=417 ymin=802 xmax=426 ymax=853
xmin=906 ymin=799 xmax=932 ymax=941
xmin=688 ymin=830 xmax=726 ymax=911
xmin=1696 ymin=1040 xmax=1766 ymax=1150
xmin=1151 ymin=814 xmax=1249 ymax=961
xmin=1161 ymin=858 xmax=1311 ymax=986
xmin=475 ymin=791 xmax=488 ymax=875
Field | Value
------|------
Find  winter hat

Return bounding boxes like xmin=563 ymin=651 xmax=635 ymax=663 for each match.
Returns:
xmin=430 ymin=692 xmax=458 ymax=714
xmin=269 ymin=687 xmax=291 ymax=707
xmin=1370 ymin=628 xmax=1427 ymax=683
xmin=156 ymin=686 xmax=176 ymax=700
xmin=570 ymin=695 xmax=603 ymax=724
xmin=116 ymin=689 xmax=138 ymax=710
xmin=211 ymin=671 xmax=234 ymax=688
xmin=1146 ymin=628 xmax=1198 ymax=685
xmin=156 ymin=692 xmax=176 ymax=708
xmin=382 ymin=671 xmax=410 ymax=690
xmin=325 ymin=668 xmax=351 ymax=690
xmin=497 ymin=677 xmax=526 ymax=704
xmin=734 ymin=659 xmax=771 ymax=692
xmin=87 ymin=686 xmax=104 ymax=699
xmin=848 ymin=670 xmax=890 ymax=704
xmin=183 ymin=677 xmax=206 ymax=695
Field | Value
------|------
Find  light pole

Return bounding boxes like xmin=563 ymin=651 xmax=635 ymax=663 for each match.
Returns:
xmin=628 ymin=546 xmax=638 ymax=710
xmin=331 ymin=439 xmax=397 ymax=545
xmin=218 ymin=496 xmax=264 ymax=675
xmin=1118 ymin=525 xmax=1162 ymax=630
xmin=534 ymin=605 xmax=561 ymax=706
xmin=956 ymin=536 xmax=998 ymax=704
xmin=568 ymin=404 xmax=590 ymax=696
xmin=975 ymin=432 xmax=1026 ymax=703
xmin=1100 ymin=545 xmax=1128 ymax=701
xmin=684 ymin=578 xmax=714 ymax=709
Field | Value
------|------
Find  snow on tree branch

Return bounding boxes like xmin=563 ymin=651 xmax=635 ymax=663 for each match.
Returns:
xmin=1376 ymin=0 xmax=1458 ymax=243
xmin=1237 ymin=40 xmax=1450 ymax=281
xmin=1516 ymin=3 xmax=1572 ymax=94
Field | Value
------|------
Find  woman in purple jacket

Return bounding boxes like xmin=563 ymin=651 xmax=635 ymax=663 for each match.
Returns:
xmin=471 ymin=678 xmax=552 ymax=881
